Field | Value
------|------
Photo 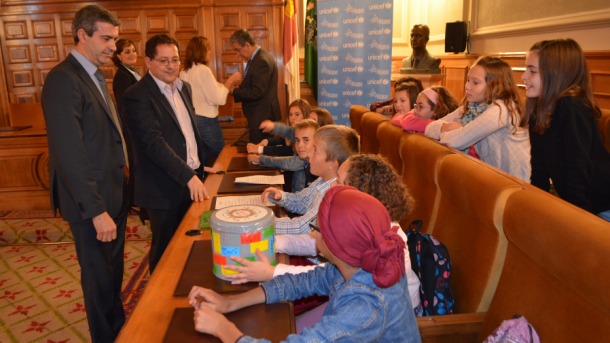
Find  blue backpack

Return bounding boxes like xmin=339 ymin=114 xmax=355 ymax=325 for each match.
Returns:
xmin=406 ymin=220 xmax=455 ymax=315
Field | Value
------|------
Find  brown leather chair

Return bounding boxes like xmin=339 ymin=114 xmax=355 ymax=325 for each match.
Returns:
xmin=432 ymin=154 xmax=523 ymax=314
xmin=377 ymin=120 xmax=405 ymax=173
xmin=360 ymin=112 xmax=388 ymax=154
xmin=349 ymin=104 xmax=368 ymax=137
xmin=399 ymin=134 xmax=453 ymax=231
xmin=480 ymin=189 xmax=610 ymax=341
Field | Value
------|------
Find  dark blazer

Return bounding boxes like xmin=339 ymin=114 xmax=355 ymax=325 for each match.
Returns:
xmin=122 ymin=73 xmax=206 ymax=210
xmin=112 ymin=63 xmax=139 ymax=115
xmin=233 ymin=47 xmax=281 ymax=141
xmin=41 ymin=54 xmax=127 ymax=223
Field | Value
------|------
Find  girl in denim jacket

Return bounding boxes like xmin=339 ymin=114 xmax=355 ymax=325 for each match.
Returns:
xmin=188 ymin=186 xmax=421 ymax=342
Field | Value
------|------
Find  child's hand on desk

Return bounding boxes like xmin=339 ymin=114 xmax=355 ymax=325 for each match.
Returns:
xmin=247 ymin=154 xmax=260 ymax=164
xmin=194 ymin=305 xmax=234 ymax=337
xmin=189 ymin=286 xmax=229 ymax=312
xmin=261 ymin=187 xmax=282 ymax=202
xmin=246 ymin=143 xmax=261 ymax=154
xmin=224 ymin=250 xmax=275 ymax=284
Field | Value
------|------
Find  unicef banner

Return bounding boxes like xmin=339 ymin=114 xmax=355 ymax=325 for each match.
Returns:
xmin=317 ymin=0 xmax=393 ymax=126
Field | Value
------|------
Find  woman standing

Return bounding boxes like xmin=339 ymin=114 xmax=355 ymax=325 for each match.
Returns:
xmin=180 ymin=36 xmax=241 ymax=164
xmin=112 ymin=39 xmax=141 ymax=114
xmin=522 ymin=38 xmax=610 ymax=220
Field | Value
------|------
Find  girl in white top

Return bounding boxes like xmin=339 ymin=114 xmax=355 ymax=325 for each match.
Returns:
xmin=179 ymin=36 xmax=241 ymax=164
xmin=425 ymin=56 xmax=531 ymax=182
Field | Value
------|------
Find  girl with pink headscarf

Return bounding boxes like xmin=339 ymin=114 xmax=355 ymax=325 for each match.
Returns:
xmin=188 ymin=186 xmax=421 ymax=342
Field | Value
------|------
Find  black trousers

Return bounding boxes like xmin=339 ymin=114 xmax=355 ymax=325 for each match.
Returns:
xmin=70 ymin=209 xmax=127 ymax=343
xmin=146 ymin=191 xmax=192 ymax=273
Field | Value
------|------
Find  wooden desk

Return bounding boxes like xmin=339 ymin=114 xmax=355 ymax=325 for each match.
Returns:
xmin=116 ymin=145 xmax=294 ymax=342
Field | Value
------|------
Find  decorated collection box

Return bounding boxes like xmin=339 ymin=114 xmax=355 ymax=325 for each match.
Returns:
xmin=209 ymin=205 xmax=276 ymax=281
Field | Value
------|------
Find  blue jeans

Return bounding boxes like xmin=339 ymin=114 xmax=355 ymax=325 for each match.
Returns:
xmin=195 ymin=115 xmax=224 ymax=165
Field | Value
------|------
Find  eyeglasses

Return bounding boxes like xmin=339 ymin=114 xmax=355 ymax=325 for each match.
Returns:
xmin=234 ymin=45 xmax=245 ymax=53
xmin=153 ymin=58 xmax=181 ymax=66
xmin=309 ymin=222 xmax=320 ymax=232
xmin=414 ymin=104 xmax=431 ymax=111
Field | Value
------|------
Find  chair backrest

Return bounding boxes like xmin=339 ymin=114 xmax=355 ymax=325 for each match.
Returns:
xmin=360 ymin=112 xmax=388 ymax=154
xmin=399 ymin=134 xmax=453 ymax=231
xmin=432 ymin=154 xmax=523 ymax=313
xmin=377 ymin=121 xmax=405 ymax=173
xmin=480 ymin=189 xmax=610 ymax=341
xmin=349 ymin=105 xmax=368 ymax=137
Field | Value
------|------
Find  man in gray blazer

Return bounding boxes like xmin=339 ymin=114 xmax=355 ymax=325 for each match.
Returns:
xmin=230 ymin=28 xmax=281 ymax=143
xmin=41 ymin=5 xmax=128 ymax=343
xmin=123 ymin=34 xmax=209 ymax=273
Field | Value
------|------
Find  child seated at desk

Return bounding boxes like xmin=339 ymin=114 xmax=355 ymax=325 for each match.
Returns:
xmin=189 ymin=186 xmax=422 ymax=343
xmin=308 ymin=107 xmax=335 ymax=126
xmin=249 ymin=119 xmax=319 ymax=192
xmin=246 ymin=99 xmax=311 ymax=157
xmin=370 ymin=77 xmax=423 ymax=117
xmin=424 ymin=56 xmax=531 ymax=182
xmin=391 ymin=86 xmax=459 ymax=133
xmin=260 ymin=125 xmax=359 ymax=235
xmin=224 ymin=154 xmax=423 ymax=322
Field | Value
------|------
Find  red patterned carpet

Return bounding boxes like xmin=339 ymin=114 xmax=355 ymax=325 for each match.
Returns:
xmin=0 ymin=211 xmax=151 ymax=343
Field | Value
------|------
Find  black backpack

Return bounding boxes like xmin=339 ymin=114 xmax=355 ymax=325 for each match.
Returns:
xmin=406 ymin=220 xmax=455 ymax=315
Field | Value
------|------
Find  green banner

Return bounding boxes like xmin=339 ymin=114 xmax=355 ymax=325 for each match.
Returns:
xmin=305 ymin=0 xmax=318 ymax=99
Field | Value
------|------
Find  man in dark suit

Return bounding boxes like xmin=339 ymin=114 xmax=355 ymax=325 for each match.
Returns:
xmin=123 ymin=34 xmax=209 ymax=273
xmin=230 ymin=28 xmax=281 ymax=143
xmin=41 ymin=5 xmax=128 ymax=343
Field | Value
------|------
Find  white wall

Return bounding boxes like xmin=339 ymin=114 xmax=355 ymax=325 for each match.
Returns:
xmin=469 ymin=0 xmax=610 ymax=53
xmin=298 ymin=0 xmax=610 ymax=58
xmin=390 ymin=0 xmax=610 ymax=56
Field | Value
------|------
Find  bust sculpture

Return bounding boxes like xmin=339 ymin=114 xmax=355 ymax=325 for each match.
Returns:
xmin=401 ymin=24 xmax=441 ymax=74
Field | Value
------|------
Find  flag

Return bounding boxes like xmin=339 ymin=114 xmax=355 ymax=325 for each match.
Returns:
xmin=284 ymin=0 xmax=300 ymax=103
xmin=304 ymin=0 xmax=318 ymax=99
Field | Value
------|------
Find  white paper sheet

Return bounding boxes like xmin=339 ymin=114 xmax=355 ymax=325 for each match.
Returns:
xmin=234 ymin=174 xmax=285 ymax=185
xmin=214 ymin=195 xmax=274 ymax=209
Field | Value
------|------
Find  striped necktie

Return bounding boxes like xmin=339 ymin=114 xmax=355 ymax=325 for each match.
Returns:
xmin=244 ymin=58 xmax=252 ymax=76
xmin=94 ymin=69 xmax=129 ymax=169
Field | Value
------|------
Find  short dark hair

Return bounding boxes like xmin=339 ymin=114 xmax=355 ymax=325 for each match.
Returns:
xmin=145 ymin=34 xmax=180 ymax=60
xmin=72 ymin=5 xmax=120 ymax=44
xmin=229 ymin=29 xmax=256 ymax=46
xmin=112 ymin=38 xmax=135 ymax=66
xmin=394 ymin=82 xmax=421 ymax=111
xmin=395 ymin=76 xmax=424 ymax=93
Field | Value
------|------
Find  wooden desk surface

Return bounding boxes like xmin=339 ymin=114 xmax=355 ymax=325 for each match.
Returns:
xmin=116 ymin=145 xmax=292 ymax=342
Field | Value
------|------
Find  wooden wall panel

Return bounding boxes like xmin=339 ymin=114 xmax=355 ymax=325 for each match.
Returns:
xmin=0 ymin=1 xmax=285 ymax=127
xmin=213 ymin=5 xmax=285 ymax=122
